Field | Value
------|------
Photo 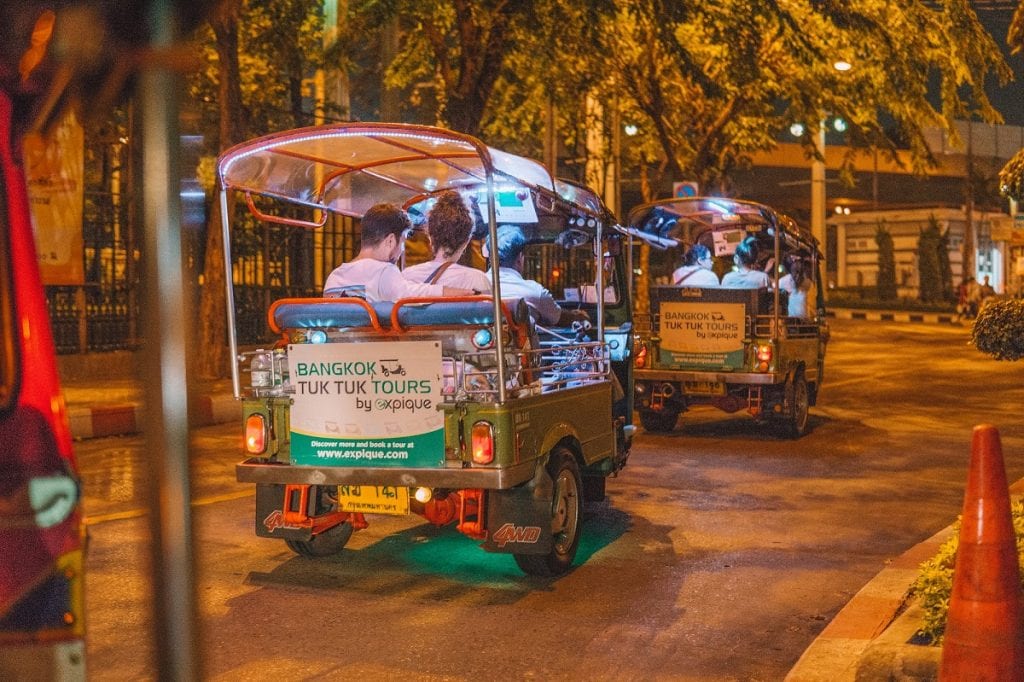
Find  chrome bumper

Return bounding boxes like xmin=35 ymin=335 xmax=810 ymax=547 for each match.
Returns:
xmin=236 ymin=457 xmax=538 ymax=489
xmin=634 ymin=369 xmax=779 ymax=385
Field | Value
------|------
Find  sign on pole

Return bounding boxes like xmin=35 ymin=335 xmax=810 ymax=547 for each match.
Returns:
xmin=673 ymin=181 xmax=699 ymax=198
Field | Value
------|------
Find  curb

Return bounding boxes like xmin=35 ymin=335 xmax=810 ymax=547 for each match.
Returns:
xmin=785 ymin=525 xmax=955 ymax=681
xmin=67 ymin=394 xmax=239 ymax=440
xmin=828 ymin=308 xmax=957 ymax=325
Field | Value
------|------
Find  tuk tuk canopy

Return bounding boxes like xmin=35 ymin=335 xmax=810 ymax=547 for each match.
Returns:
xmin=625 ymin=197 xmax=820 ymax=259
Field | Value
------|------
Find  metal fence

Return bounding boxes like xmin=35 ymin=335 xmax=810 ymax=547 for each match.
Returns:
xmin=47 ymin=194 xmax=359 ymax=354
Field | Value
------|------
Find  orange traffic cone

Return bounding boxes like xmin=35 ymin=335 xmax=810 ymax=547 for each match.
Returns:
xmin=940 ymin=424 xmax=1024 ymax=681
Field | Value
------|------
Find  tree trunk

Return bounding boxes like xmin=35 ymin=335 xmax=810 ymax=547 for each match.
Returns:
xmin=196 ymin=3 xmax=244 ymax=380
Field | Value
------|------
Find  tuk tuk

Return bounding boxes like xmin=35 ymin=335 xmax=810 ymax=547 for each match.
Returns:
xmin=217 ymin=123 xmax=634 ymax=576
xmin=625 ymin=197 xmax=828 ymax=437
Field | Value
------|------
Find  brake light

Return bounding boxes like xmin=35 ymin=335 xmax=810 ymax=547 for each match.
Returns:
xmin=755 ymin=344 xmax=772 ymax=371
xmin=245 ymin=414 xmax=267 ymax=454
xmin=635 ymin=342 xmax=648 ymax=369
xmin=471 ymin=421 xmax=494 ymax=464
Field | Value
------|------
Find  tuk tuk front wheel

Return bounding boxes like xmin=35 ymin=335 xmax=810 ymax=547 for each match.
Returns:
xmin=514 ymin=447 xmax=582 ymax=577
xmin=639 ymin=408 xmax=678 ymax=433
xmin=285 ymin=521 xmax=354 ymax=558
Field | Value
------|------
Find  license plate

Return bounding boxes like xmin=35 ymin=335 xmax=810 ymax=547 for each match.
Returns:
xmin=337 ymin=485 xmax=410 ymax=515
xmin=684 ymin=380 xmax=726 ymax=396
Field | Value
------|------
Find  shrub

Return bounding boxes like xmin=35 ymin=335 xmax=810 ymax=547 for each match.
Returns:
xmin=972 ymin=298 xmax=1024 ymax=360
xmin=913 ymin=500 xmax=1024 ymax=644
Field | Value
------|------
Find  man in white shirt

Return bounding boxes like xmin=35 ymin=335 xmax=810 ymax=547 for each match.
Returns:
xmin=324 ymin=203 xmax=473 ymax=301
xmin=485 ymin=224 xmax=588 ymax=326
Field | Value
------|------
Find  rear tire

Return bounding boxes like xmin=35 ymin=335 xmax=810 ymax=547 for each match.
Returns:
xmin=285 ymin=521 xmax=354 ymax=558
xmin=780 ymin=371 xmax=810 ymax=439
xmin=639 ymin=408 xmax=678 ymax=433
xmin=514 ymin=447 xmax=582 ymax=577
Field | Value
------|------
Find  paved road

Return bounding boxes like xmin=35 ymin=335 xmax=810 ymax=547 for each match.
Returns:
xmin=76 ymin=318 xmax=1024 ymax=680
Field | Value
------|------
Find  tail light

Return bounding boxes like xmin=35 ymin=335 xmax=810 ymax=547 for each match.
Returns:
xmin=245 ymin=413 xmax=267 ymax=454
xmin=755 ymin=344 xmax=772 ymax=371
xmin=471 ymin=421 xmax=494 ymax=464
xmin=635 ymin=342 xmax=648 ymax=369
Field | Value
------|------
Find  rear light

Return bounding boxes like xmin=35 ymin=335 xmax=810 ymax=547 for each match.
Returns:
xmin=471 ymin=421 xmax=494 ymax=464
xmin=755 ymin=343 xmax=772 ymax=371
xmin=245 ymin=414 xmax=267 ymax=454
xmin=635 ymin=342 xmax=648 ymax=368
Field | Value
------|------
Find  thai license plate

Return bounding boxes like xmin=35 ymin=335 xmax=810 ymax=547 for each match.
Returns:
xmin=336 ymin=485 xmax=409 ymax=515
xmin=684 ymin=380 xmax=726 ymax=396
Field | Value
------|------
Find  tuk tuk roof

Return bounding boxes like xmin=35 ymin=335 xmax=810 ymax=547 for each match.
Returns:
xmin=625 ymin=197 xmax=820 ymax=256
xmin=216 ymin=122 xmax=607 ymax=224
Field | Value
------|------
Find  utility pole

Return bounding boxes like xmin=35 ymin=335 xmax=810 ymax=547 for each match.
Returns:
xmin=963 ymin=121 xmax=976 ymax=282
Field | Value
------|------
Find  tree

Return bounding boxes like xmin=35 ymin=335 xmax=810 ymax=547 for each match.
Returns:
xmin=187 ymin=0 xmax=326 ymax=378
xmin=916 ymin=217 xmax=944 ymax=303
xmin=874 ymin=224 xmax=897 ymax=301
xmin=350 ymin=0 xmax=540 ymax=136
xmin=591 ymin=0 xmax=1012 ymax=195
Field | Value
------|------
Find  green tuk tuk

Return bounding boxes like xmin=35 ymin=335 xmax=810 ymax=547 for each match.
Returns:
xmin=217 ymin=123 xmax=633 ymax=576
xmin=625 ymin=197 xmax=828 ymax=437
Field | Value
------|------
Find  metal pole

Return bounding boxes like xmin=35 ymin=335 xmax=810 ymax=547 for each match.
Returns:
xmin=811 ymin=121 xmax=827 ymax=294
xmin=139 ymin=1 xmax=199 ymax=678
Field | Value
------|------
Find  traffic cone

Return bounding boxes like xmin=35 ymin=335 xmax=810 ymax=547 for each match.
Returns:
xmin=940 ymin=424 xmax=1024 ymax=681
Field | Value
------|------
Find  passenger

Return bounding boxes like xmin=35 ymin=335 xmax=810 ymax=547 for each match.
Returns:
xmin=672 ymin=243 xmax=720 ymax=286
xmin=402 ymin=190 xmax=491 ymax=292
xmin=485 ymin=224 xmax=589 ymax=326
xmin=778 ymin=253 xmax=813 ymax=318
xmin=720 ymin=236 xmax=771 ymax=289
xmin=323 ymin=203 xmax=473 ymax=301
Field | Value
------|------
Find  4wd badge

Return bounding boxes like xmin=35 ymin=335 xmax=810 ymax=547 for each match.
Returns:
xmin=492 ymin=523 xmax=542 ymax=547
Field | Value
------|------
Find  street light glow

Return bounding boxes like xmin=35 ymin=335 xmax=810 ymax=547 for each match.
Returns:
xmin=790 ymin=123 xmax=805 ymax=137
xmin=624 ymin=124 xmax=639 ymax=136
xmin=833 ymin=60 xmax=852 ymax=72
xmin=833 ymin=117 xmax=847 ymax=132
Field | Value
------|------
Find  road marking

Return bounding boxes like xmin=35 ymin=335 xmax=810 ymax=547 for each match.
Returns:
xmin=83 ymin=488 xmax=254 ymax=527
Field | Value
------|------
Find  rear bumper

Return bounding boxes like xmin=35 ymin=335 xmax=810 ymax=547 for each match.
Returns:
xmin=236 ymin=457 xmax=538 ymax=489
xmin=635 ymin=369 xmax=779 ymax=385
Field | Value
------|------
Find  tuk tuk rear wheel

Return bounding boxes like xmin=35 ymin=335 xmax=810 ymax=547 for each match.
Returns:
xmin=639 ymin=408 xmax=678 ymax=433
xmin=781 ymin=371 xmax=810 ymax=438
xmin=514 ymin=447 xmax=582 ymax=577
xmin=285 ymin=521 xmax=354 ymax=558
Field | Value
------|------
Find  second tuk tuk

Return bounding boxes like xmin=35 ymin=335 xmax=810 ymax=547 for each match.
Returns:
xmin=626 ymin=198 xmax=828 ymax=437
xmin=217 ymin=123 xmax=634 ymax=576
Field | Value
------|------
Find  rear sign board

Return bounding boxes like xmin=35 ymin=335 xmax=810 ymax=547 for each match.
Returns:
xmin=288 ymin=341 xmax=444 ymax=467
xmin=658 ymin=302 xmax=745 ymax=368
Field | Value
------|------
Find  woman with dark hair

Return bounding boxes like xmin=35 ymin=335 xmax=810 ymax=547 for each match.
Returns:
xmin=720 ymin=236 xmax=771 ymax=288
xmin=403 ymin=190 xmax=491 ymax=292
xmin=672 ymin=243 xmax=719 ymax=286
xmin=779 ymin=253 xmax=814 ymax=318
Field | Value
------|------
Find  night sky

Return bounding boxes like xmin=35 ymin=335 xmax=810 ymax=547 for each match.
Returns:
xmin=978 ymin=5 xmax=1023 ymax=126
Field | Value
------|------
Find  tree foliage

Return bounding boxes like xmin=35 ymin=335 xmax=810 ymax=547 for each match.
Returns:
xmin=874 ymin=225 xmax=897 ymax=301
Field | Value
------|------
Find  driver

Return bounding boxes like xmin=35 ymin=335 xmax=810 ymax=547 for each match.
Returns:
xmin=485 ymin=224 xmax=589 ymax=326
xmin=323 ymin=203 xmax=473 ymax=301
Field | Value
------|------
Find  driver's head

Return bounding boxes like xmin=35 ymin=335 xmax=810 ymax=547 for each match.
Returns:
xmin=487 ymin=224 xmax=527 ymax=269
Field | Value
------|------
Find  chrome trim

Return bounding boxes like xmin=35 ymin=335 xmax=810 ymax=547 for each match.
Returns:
xmin=236 ymin=458 xmax=538 ymax=489
xmin=634 ymin=369 xmax=779 ymax=385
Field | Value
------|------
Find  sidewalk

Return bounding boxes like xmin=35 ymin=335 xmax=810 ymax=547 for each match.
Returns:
xmin=62 ymin=377 xmax=239 ymax=440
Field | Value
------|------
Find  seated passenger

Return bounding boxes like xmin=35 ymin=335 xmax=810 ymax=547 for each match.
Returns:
xmin=402 ymin=190 xmax=491 ymax=293
xmin=323 ymin=203 xmax=473 ymax=301
xmin=779 ymin=252 xmax=814 ymax=318
xmin=672 ymin=243 xmax=719 ymax=286
xmin=720 ymin=236 xmax=771 ymax=289
xmin=485 ymin=224 xmax=589 ymax=326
